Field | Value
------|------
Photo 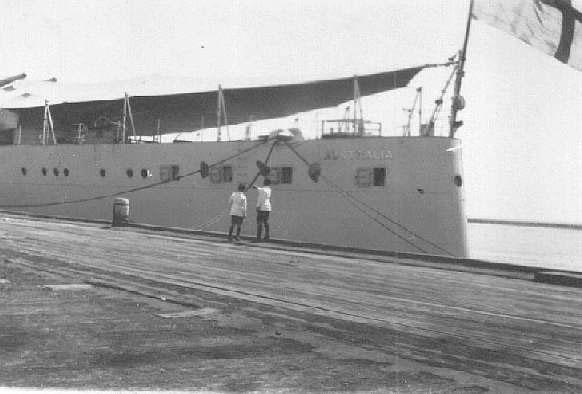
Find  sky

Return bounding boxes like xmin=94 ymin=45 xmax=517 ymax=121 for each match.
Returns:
xmin=1 ymin=0 xmax=581 ymax=224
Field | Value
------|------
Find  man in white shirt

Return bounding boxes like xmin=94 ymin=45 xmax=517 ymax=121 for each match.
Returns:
xmin=227 ymin=183 xmax=247 ymax=241
xmin=253 ymin=178 xmax=272 ymax=241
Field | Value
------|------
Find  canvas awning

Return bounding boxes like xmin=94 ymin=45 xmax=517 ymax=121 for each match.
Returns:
xmin=7 ymin=65 xmax=426 ymax=134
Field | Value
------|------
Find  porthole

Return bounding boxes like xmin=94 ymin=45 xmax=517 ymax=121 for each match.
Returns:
xmin=64 ymin=168 xmax=69 ymax=177
xmin=21 ymin=167 xmax=27 ymax=176
xmin=141 ymin=169 xmax=150 ymax=178
xmin=126 ymin=169 xmax=134 ymax=178
xmin=41 ymin=167 xmax=47 ymax=176
xmin=454 ymin=175 xmax=463 ymax=187
xmin=308 ymin=163 xmax=321 ymax=183
xmin=100 ymin=168 xmax=106 ymax=177
xmin=53 ymin=168 xmax=59 ymax=176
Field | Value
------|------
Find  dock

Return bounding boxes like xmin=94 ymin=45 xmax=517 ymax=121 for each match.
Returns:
xmin=0 ymin=213 xmax=581 ymax=391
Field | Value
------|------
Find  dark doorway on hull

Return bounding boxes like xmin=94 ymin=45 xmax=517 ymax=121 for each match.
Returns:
xmin=373 ymin=167 xmax=386 ymax=187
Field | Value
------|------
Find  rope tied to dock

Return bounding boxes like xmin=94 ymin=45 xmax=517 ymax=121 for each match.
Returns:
xmin=0 ymin=137 xmax=453 ymax=256
xmin=195 ymin=140 xmax=279 ymax=230
xmin=282 ymin=140 xmax=454 ymax=256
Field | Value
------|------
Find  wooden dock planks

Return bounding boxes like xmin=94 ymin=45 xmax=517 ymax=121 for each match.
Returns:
xmin=0 ymin=213 xmax=581 ymax=390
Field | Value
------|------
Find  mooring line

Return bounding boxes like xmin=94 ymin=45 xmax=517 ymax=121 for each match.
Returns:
xmin=283 ymin=141 xmax=455 ymax=256
xmin=0 ymin=140 xmax=267 ymax=209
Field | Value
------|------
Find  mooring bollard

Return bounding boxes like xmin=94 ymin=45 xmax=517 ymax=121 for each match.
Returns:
xmin=112 ymin=198 xmax=130 ymax=226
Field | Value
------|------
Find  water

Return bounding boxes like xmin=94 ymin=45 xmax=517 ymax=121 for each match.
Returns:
xmin=468 ymin=223 xmax=582 ymax=272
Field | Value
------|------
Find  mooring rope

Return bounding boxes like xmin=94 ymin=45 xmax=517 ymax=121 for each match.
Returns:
xmin=0 ymin=137 xmax=455 ymax=256
xmin=196 ymin=139 xmax=279 ymax=230
xmin=283 ymin=141 xmax=455 ymax=256
xmin=246 ymin=140 xmax=278 ymax=191
xmin=0 ymin=140 xmax=267 ymax=209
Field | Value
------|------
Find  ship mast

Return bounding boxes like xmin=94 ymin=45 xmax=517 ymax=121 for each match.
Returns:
xmin=216 ymin=85 xmax=229 ymax=142
xmin=449 ymin=0 xmax=474 ymax=138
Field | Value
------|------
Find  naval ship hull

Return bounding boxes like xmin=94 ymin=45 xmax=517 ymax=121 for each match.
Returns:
xmin=0 ymin=136 xmax=467 ymax=257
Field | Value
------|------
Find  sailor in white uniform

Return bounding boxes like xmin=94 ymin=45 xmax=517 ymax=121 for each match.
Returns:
xmin=253 ymin=178 xmax=272 ymax=241
xmin=227 ymin=183 xmax=247 ymax=241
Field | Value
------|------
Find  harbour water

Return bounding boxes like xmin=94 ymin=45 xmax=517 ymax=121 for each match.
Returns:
xmin=467 ymin=222 xmax=582 ymax=272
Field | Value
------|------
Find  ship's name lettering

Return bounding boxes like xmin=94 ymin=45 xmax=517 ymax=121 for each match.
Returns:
xmin=323 ymin=149 xmax=392 ymax=160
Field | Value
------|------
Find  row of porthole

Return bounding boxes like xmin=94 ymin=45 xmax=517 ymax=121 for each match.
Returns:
xmin=21 ymin=167 xmax=152 ymax=178
xmin=127 ymin=169 xmax=152 ymax=178
xmin=21 ymin=167 xmax=71 ymax=177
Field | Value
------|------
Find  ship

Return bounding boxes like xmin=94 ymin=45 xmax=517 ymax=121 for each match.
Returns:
xmin=0 ymin=0 xmax=481 ymax=260
xmin=0 ymin=62 xmax=468 ymax=258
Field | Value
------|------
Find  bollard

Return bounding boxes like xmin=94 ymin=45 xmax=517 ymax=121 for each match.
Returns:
xmin=112 ymin=198 xmax=130 ymax=226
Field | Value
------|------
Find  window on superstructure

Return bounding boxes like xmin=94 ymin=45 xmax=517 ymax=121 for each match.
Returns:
xmin=53 ymin=168 xmax=59 ymax=176
xmin=64 ymin=168 xmax=69 ymax=177
xmin=41 ymin=167 xmax=47 ymax=176
xmin=100 ymin=168 xmax=106 ymax=177
xmin=21 ymin=167 xmax=27 ymax=176
xmin=373 ymin=167 xmax=386 ymax=186
xmin=126 ymin=169 xmax=134 ymax=178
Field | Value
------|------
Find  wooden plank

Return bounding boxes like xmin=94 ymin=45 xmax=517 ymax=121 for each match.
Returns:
xmin=1 ymin=214 xmax=581 ymax=390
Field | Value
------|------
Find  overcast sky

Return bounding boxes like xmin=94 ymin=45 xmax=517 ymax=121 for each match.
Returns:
xmin=1 ymin=0 xmax=581 ymax=224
